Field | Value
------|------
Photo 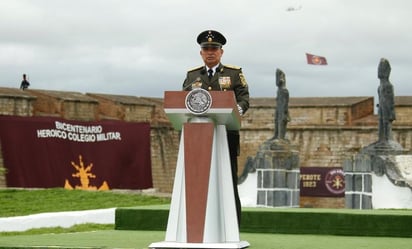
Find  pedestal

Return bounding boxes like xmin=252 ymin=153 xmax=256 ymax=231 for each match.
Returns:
xmin=150 ymin=121 xmax=248 ymax=249
xmin=150 ymin=91 xmax=249 ymax=249
xmin=345 ymin=139 xmax=412 ymax=209
xmin=255 ymin=139 xmax=300 ymax=207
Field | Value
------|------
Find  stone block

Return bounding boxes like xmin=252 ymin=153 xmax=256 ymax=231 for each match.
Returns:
xmin=291 ymin=190 xmax=300 ymax=206
xmin=286 ymin=171 xmax=299 ymax=189
xmin=257 ymin=171 xmax=263 ymax=188
xmin=354 ymin=174 xmax=364 ymax=191
xmin=364 ymin=174 xmax=372 ymax=192
xmin=345 ymin=194 xmax=353 ymax=208
xmin=352 ymin=194 xmax=361 ymax=209
xmin=261 ymin=170 xmax=286 ymax=188
xmin=274 ymin=171 xmax=286 ymax=188
xmin=345 ymin=174 xmax=353 ymax=191
xmin=354 ymin=154 xmax=372 ymax=172
xmin=342 ymin=158 xmax=353 ymax=171
xmin=362 ymin=195 xmax=372 ymax=209
xmin=267 ymin=190 xmax=287 ymax=206
xmin=257 ymin=190 xmax=266 ymax=205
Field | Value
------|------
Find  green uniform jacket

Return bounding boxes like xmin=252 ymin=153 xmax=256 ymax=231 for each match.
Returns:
xmin=182 ymin=63 xmax=250 ymax=114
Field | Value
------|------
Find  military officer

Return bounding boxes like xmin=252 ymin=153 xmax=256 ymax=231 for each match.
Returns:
xmin=182 ymin=30 xmax=250 ymax=226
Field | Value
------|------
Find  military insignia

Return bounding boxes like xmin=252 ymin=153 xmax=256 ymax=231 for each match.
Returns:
xmin=187 ymin=66 xmax=203 ymax=72
xmin=185 ymin=88 xmax=212 ymax=115
xmin=64 ymin=155 xmax=109 ymax=191
xmin=224 ymin=64 xmax=241 ymax=70
xmin=239 ymin=73 xmax=248 ymax=87
xmin=325 ymin=168 xmax=345 ymax=195
xmin=219 ymin=76 xmax=231 ymax=89
xmin=207 ymin=31 xmax=214 ymax=42
xmin=192 ymin=81 xmax=202 ymax=89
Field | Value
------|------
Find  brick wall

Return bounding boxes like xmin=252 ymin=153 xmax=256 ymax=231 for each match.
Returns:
xmin=0 ymin=88 xmax=36 ymax=116
xmin=30 ymin=90 xmax=99 ymax=121
xmin=150 ymin=127 xmax=179 ymax=192
xmin=1 ymin=87 xmax=412 ymax=199
xmin=237 ymin=97 xmax=411 ymax=208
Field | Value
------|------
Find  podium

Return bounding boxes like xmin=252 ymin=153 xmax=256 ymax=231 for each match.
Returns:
xmin=149 ymin=90 xmax=249 ymax=249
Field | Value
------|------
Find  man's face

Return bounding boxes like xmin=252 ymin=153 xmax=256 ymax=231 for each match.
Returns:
xmin=200 ymin=47 xmax=224 ymax=68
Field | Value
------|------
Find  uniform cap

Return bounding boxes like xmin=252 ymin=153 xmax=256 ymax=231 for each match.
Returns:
xmin=197 ymin=30 xmax=226 ymax=48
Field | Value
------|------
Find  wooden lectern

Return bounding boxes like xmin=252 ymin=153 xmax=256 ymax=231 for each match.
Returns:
xmin=149 ymin=90 xmax=249 ymax=249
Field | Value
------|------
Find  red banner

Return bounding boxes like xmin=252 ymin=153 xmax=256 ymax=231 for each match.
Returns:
xmin=300 ymin=167 xmax=345 ymax=197
xmin=306 ymin=53 xmax=328 ymax=65
xmin=0 ymin=116 xmax=152 ymax=190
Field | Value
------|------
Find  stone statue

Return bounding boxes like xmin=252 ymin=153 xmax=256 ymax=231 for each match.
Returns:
xmin=241 ymin=69 xmax=299 ymax=208
xmin=273 ymin=68 xmax=290 ymax=140
xmin=361 ymin=57 xmax=403 ymax=154
xmin=377 ymin=58 xmax=396 ymax=143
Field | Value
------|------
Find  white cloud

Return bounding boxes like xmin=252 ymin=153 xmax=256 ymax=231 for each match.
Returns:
xmin=0 ymin=0 xmax=411 ymax=98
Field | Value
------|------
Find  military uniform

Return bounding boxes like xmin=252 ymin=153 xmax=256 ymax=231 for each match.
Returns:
xmin=182 ymin=30 xmax=250 ymax=226
xmin=182 ymin=64 xmax=249 ymax=113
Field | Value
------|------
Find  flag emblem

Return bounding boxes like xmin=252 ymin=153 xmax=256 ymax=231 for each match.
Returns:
xmin=306 ymin=53 xmax=328 ymax=65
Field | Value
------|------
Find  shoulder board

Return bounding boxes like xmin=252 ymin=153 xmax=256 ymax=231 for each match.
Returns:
xmin=187 ymin=65 xmax=203 ymax=72
xmin=223 ymin=64 xmax=241 ymax=70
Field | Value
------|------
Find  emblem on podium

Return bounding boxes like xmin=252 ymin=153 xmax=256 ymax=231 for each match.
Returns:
xmin=185 ymin=88 xmax=212 ymax=115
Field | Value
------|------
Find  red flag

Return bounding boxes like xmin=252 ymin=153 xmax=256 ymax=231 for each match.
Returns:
xmin=306 ymin=53 xmax=328 ymax=65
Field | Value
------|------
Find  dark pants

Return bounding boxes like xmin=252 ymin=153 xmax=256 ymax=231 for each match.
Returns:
xmin=227 ymin=131 xmax=241 ymax=226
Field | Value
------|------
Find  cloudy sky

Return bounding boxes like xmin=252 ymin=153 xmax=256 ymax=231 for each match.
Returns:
xmin=0 ymin=0 xmax=411 ymax=99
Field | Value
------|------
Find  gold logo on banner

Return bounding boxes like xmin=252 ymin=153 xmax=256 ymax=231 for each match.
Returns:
xmin=325 ymin=168 xmax=345 ymax=195
xmin=64 ymin=155 xmax=109 ymax=191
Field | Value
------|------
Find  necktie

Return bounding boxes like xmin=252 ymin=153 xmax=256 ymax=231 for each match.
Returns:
xmin=208 ymin=69 xmax=213 ymax=79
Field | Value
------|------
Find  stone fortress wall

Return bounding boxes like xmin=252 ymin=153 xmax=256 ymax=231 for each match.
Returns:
xmin=1 ymin=86 xmax=412 ymax=208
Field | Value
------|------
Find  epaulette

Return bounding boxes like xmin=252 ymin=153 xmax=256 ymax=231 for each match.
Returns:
xmin=223 ymin=64 xmax=241 ymax=70
xmin=187 ymin=65 xmax=203 ymax=72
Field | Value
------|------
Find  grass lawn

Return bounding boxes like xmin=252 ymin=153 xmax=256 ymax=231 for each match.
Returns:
xmin=1 ymin=188 xmax=411 ymax=249
xmin=0 ymin=230 xmax=411 ymax=249
xmin=0 ymin=188 xmax=170 ymax=236
xmin=0 ymin=188 xmax=170 ymax=217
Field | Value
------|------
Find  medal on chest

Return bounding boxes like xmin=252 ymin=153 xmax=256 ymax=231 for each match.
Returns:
xmin=218 ymin=76 xmax=231 ymax=90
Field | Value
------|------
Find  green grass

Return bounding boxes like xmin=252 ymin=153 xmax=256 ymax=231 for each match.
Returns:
xmin=0 ymin=230 xmax=411 ymax=249
xmin=0 ymin=223 xmax=114 ymax=236
xmin=0 ymin=188 xmax=170 ymax=237
xmin=0 ymin=188 xmax=170 ymax=217
xmin=1 ymin=189 xmax=412 ymax=248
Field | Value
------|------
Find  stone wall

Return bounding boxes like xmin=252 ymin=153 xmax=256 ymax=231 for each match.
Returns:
xmin=0 ymin=88 xmax=180 ymax=193
xmin=31 ymin=90 xmax=99 ymax=120
xmin=238 ymin=97 xmax=412 ymax=208
xmin=393 ymin=96 xmax=412 ymax=125
xmin=0 ymin=88 xmax=36 ymax=116
xmin=1 ymin=87 xmax=412 ymax=201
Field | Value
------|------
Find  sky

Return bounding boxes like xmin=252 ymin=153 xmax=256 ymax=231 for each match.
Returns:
xmin=0 ymin=0 xmax=411 ymax=99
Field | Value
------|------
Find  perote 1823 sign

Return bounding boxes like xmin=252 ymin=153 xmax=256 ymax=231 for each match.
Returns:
xmin=300 ymin=167 xmax=345 ymax=197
